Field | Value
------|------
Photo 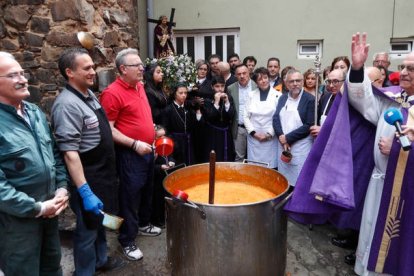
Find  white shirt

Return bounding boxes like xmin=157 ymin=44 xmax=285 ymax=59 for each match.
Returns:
xmin=238 ymin=80 xmax=253 ymax=125
xmin=197 ymin=77 xmax=206 ymax=85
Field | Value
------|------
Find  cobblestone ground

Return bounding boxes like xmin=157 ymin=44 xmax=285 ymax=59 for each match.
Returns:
xmin=60 ymin=209 xmax=357 ymax=276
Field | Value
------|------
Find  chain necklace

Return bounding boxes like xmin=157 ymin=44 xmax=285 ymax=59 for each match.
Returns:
xmin=173 ymin=104 xmax=187 ymax=133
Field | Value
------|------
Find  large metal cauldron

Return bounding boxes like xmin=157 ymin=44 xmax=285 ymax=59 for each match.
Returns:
xmin=164 ymin=162 xmax=289 ymax=276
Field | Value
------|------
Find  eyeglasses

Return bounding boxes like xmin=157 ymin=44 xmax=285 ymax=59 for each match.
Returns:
xmin=400 ymin=64 xmax=414 ymax=73
xmin=371 ymin=78 xmax=381 ymax=84
xmin=287 ymin=79 xmax=303 ymax=84
xmin=0 ymin=70 xmax=30 ymax=81
xmin=325 ymin=79 xmax=344 ymax=85
xmin=124 ymin=63 xmax=144 ymax=68
xmin=373 ymin=60 xmax=389 ymax=65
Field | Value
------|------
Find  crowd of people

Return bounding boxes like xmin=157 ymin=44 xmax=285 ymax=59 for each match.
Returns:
xmin=0 ymin=31 xmax=414 ymax=276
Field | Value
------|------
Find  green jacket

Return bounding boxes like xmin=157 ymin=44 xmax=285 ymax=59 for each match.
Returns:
xmin=0 ymin=101 xmax=68 ymax=218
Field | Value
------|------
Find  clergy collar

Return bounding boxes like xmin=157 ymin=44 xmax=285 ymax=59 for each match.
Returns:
xmin=197 ymin=77 xmax=206 ymax=84
xmin=174 ymin=101 xmax=184 ymax=108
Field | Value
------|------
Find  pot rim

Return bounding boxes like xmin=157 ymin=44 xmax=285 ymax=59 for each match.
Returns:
xmin=163 ymin=162 xmax=290 ymax=207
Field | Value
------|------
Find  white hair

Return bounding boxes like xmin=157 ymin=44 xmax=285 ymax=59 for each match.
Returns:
xmin=115 ymin=48 xmax=139 ymax=73
xmin=285 ymin=68 xmax=301 ymax=80
xmin=373 ymin=52 xmax=390 ymax=62
xmin=0 ymin=51 xmax=15 ymax=60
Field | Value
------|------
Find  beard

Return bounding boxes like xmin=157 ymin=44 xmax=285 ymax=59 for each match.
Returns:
xmin=290 ymin=87 xmax=302 ymax=95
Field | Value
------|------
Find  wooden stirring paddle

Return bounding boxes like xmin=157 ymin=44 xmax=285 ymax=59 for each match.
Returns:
xmin=208 ymin=150 xmax=216 ymax=204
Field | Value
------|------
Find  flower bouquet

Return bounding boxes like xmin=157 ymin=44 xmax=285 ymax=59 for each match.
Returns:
xmin=145 ymin=54 xmax=197 ymax=93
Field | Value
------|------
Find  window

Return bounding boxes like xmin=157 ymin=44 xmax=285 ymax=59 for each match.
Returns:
xmin=390 ymin=40 xmax=412 ymax=57
xmin=297 ymin=40 xmax=323 ymax=59
xmin=173 ymin=29 xmax=240 ymax=62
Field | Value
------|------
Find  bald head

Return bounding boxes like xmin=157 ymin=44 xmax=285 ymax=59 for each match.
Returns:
xmin=326 ymin=69 xmax=346 ymax=95
xmin=218 ymin=61 xmax=231 ymax=78
xmin=366 ymin=66 xmax=383 ymax=88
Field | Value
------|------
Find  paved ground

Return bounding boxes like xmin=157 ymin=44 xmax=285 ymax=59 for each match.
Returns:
xmin=60 ymin=209 xmax=357 ymax=276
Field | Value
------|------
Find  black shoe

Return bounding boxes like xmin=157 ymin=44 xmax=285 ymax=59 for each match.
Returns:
xmin=331 ymin=237 xmax=357 ymax=249
xmin=344 ymin=252 xmax=356 ymax=265
xmin=96 ymin=256 xmax=126 ymax=273
xmin=153 ymin=221 xmax=166 ymax=229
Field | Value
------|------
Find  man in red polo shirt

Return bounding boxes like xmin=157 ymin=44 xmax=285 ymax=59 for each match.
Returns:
xmin=101 ymin=48 xmax=161 ymax=261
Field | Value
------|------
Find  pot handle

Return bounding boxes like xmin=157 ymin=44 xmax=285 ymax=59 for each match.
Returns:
xmin=272 ymin=190 xmax=293 ymax=212
xmin=242 ymin=159 xmax=270 ymax=168
xmin=165 ymin=197 xmax=207 ymax=220
xmin=164 ymin=163 xmax=186 ymax=176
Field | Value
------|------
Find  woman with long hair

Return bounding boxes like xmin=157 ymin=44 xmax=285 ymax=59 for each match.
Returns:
xmin=303 ymin=69 xmax=321 ymax=97
xmin=144 ymin=64 xmax=168 ymax=125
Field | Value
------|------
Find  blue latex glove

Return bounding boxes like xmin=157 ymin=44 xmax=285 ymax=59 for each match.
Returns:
xmin=78 ymin=183 xmax=103 ymax=215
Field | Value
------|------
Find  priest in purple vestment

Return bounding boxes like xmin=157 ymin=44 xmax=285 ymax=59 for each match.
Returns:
xmin=285 ymin=32 xmax=414 ymax=276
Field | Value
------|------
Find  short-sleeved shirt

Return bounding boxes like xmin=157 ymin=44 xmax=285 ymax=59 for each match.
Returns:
xmin=51 ymin=85 xmax=101 ymax=153
xmin=100 ymin=77 xmax=155 ymax=144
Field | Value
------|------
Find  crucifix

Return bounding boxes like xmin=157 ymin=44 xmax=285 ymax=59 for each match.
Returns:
xmin=147 ymin=8 xmax=176 ymax=32
xmin=148 ymin=8 xmax=177 ymax=58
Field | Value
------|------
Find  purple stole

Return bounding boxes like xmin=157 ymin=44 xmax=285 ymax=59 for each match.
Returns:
xmin=285 ymin=82 xmax=414 ymax=274
xmin=367 ymin=88 xmax=414 ymax=275
xmin=284 ymin=84 xmax=376 ymax=230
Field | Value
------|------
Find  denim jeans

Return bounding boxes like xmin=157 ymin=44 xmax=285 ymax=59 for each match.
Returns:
xmin=70 ymin=192 xmax=108 ymax=276
xmin=116 ymin=147 xmax=154 ymax=247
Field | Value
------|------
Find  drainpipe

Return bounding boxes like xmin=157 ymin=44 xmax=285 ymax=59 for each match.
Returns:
xmin=147 ymin=0 xmax=154 ymax=58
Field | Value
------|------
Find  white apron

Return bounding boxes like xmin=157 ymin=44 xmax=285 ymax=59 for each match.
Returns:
xmin=246 ymin=96 xmax=278 ymax=168
xmin=320 ymin=94 xmax=333 ymax=127
xmin=277 ymin=99 xmax=313 ymax=186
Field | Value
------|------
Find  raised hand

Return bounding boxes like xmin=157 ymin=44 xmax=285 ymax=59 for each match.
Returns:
xmin=351 ymin=32 xmax=370 ymax=70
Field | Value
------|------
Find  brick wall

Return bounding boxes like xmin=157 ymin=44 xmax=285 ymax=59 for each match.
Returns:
xmin=0 ymin=0 xmax=139 ymax=113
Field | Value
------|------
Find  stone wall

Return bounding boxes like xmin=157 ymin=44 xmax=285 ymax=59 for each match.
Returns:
xmin=0 ymin=0 xmax=139 ymax=113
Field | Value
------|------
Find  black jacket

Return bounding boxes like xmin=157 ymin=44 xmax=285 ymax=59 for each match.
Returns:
xmin=273 ymin=91 xmax=315 ymax=145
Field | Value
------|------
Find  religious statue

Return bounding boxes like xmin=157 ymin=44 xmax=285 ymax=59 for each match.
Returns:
xmin=154 ymin=15 xmax=175 ymax=58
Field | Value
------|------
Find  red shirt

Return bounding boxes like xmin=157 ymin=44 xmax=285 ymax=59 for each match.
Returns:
xmin=101 ymin=77 xmax=155 ymax=144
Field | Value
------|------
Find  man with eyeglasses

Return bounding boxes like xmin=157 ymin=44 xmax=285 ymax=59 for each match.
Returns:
xmin=373 ymin=52 xmax=393 ymax=86
xmin=0 ymin=51 xmax=69 ymax=275
xmin=310 ymin=69 xmax=346 ymax=138
xmin=347 ymin=33 xmax=414 ymax=276
xmin=100 ymin=48 xmax=161 ymax=262
xmin=273 ymin=69 xmax=315 ymax=188
xmin=51 ymin=48 xmax=125 ymax=275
